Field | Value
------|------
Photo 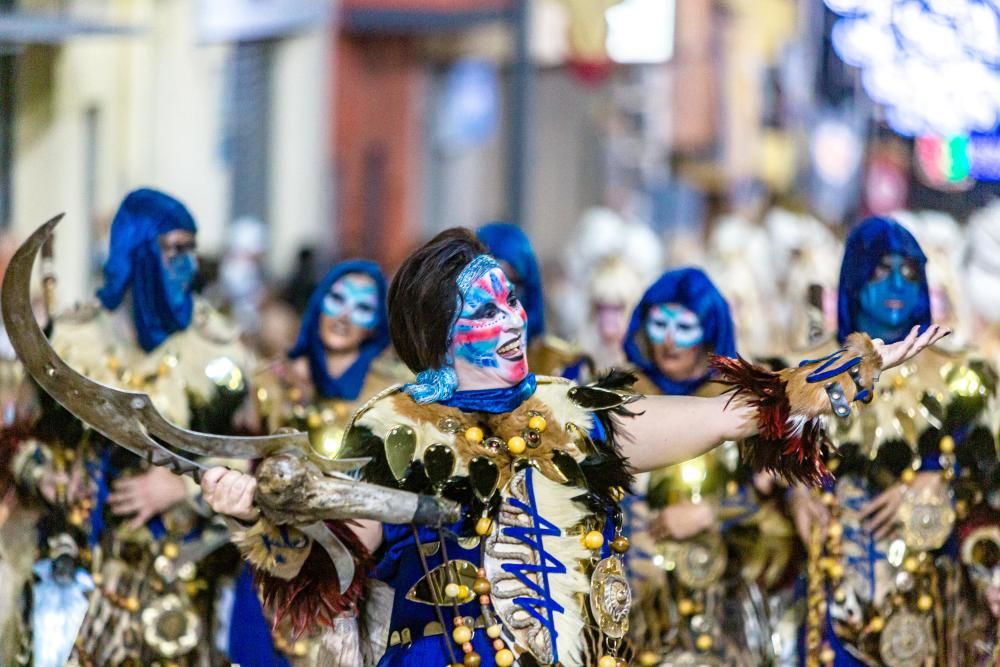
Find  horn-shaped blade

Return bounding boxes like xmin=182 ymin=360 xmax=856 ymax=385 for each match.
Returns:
xmin=2 ymin=217 xmax=310 ymax=474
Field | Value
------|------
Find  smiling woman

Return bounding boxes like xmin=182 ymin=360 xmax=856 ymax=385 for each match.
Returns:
xmin=203 ymin=226 xmax=947 ymax=667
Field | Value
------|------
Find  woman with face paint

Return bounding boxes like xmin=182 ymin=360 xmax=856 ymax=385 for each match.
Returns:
xmin=10 ymin=189 xmax=255 ymax=665
xmin=477 ymin=223 xmax=592 ymax=380
xmin=199 ymin=228 xmax=945 ymax=667
xmin=232 ymin=260 xmax=409 ymax=664
xmin=622 ymin=268 xmax=792 ymax=665
xmin=787 ymin=216 xmax=998 ymax=667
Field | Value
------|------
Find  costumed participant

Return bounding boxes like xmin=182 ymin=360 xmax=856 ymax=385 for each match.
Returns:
xmin=704 ymin=215 xmax=783 ymax=359
xmin=894 ymin=210 xmax=973 ymax=350
xmin=200 ymin=228 xmax=945 ymax=667
xmin=624 ymin=268 xmax=795 ymax=666
xmin=10 ymin=189 xmax=252 ymax=666
xmin=787 ymin=216 xmax=997 ymax=667
xmin=477 ymin=223 xmax=590 ymax=379
xmin=241 ymin=259 xmax=410 ymax=662
xmin=553 ymin=207 xmax=662 ymax=369
xmin=964 ymin=201 xmax=1000 ymax=368
xmin=765 ymin=208 xmax=842 ymax=353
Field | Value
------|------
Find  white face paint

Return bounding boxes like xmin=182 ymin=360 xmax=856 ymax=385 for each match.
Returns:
xmin=322 ymin=275 xmax=379 ymax=329
xmin=645 ymin=303 xmax=704 ymax=349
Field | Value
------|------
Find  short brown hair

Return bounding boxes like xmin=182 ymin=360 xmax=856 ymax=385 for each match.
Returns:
xmin=388 ymin=228 xmax=488 ymax=372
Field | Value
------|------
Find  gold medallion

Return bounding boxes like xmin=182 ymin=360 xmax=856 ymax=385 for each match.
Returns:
xmin=673 ymin=533 xmax=727 ymax=590
xmin=589 ymin=557 xmax=631 ymax=639
xmin=879 ymin=611 xmax=933 ymax=667
xmin=898 ymin=485 xmax=955 ymax=551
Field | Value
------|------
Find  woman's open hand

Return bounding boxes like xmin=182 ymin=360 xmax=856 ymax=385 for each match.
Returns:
xmin=874 ymin=324 xmax=950 ymax=372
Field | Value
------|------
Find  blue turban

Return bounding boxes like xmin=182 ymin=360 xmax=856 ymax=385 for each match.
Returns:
xmin=477 ymin=222 xmax=546 ymax=343
xmin=96 ymin=188 xmax=198 ymax=352
xmin=837 ymin=216 xmax=931 ymax=344
xmin=624 ymin=268 xmax=737 ymax=396
xmin=288 ymin=260 xmax=390 ymax=401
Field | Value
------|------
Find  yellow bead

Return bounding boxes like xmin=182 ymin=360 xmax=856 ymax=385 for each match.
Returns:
xmin=827 ymin=522 xmax=843 ymax=540
xmin=869 ymin=616 xmax=885 ymax=633
xmin=598 ymin=656 xmax=618 ymax=667
xmin=939 ymin=435 xmax=955 ymax=454
xmin=822 ymin=492 xmax=836 ymax=506
xmin=820 ymin=647 xmax=836 ymax=664
xmin=527 ymin=415 xmax=547 ymax=432
xmin=583 ymin=530 xmax=604 ymax=550
xmin=453 ymin=625 xmax=473 ymax=645
xmin=495 ymin=649 xmax=514 ymax=666
xmin=457 ymin=584 xmax=470 ymax=599
xmin=125 ymin=597 xmax=140 ymax=612
xmin=465 ymin=427 xmax=484 ymax=444
xmin=903 ymin=556 xmax=920 ymax=573
xmin=486 ymin=624 xmax=502 ymax=639
xmin=473 ymin=577 xmax=491 ymax=595
xmin=696 ymin=633 xmax=713 ymax=651
xmin=828 ymin=563 xmax=845 ymax=580
xmin=445 ymin=583 xmax=461 ymax=599
xmin=639 ymin=651 xmax=659 ymax=666
xmin=162 ymin=543 xmax=179 ymax=559
xmin=463 ymin=652 xmax=481 ymax=667
xmin=307 ymin=412 xmax=322 ymax=429
xmin=507 ymin=436 xmax=527 ymax=455
xmin=917 ymin=594 xmax=933 ymax=611
xmin=610 ymin=536 xmax=630 ymax=554
xmin=833 ymin=588 xmax=846 ymax=603
xmin=901 ymin=468 xmax=916 ymax=484
xmin=475 ymin=517 xmax=493 ymax=536
xmin=678 ymin=598 xmax=695 ymax=616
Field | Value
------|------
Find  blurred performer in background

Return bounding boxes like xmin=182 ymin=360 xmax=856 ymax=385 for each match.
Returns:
xmin=555 ymin=207 xmax=662 ymax=371
xmin=965 ymin=201 xmax=1000 ymax=368
xmin=236 ymin=258 xmax=409 ymax=664
xmin=477 ymin=223 xmax=591 ymax=379
xmin=10 ymin=189 xmax=252 ymax=666
xmin=624 ymin=268 xmax=794 ymax=666
xmin=788 ymin=216 xmax=997 ymax=667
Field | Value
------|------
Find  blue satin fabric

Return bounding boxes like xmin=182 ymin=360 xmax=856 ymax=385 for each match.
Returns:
xmin=287 ymin=260 xmax=390 ymax=401
xmin=837 ymin=217 xmax=931 ymax=344
xmin=440 ymin=374 xmax=538 ymax=414
xmin=623 ymin=268 xmax=737 ymax=396
xmin=477 ymin=223 xmax=546 ymax=344
xmin=96 ymin=188 xmax=198 ymax=352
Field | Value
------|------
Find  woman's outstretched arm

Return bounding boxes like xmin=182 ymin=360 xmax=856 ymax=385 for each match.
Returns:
xmin=620 ymin=324 xmax=949 ymax=474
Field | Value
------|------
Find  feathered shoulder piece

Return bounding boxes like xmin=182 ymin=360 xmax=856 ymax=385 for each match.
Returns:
xmin=338 ymin=374 xmax=638 ymax=514
xmin=710 ymin=332 xmax=882 ymax=485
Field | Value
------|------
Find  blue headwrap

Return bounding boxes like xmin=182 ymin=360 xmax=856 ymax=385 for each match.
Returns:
xmin=96 ymin=188 xmax=198 ymax=352
xmin=287 ymin=260 xmax=390 ymax=401
xmin=624 ymin=268 xmax=737 ymax=396
xmin=837 ymin=216 xmax=931 ymax=344
xmin=477 ymin=222 xmax=546 ymax=343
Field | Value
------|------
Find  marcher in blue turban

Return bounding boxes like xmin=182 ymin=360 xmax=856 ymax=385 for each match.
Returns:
xmin=624 ymin=267 xmax=736 ymax=396
xmin=288 ymin=259 xmax=390 ymax=401
xmin=477 ymin=222 xmax=546 ymax=344
xmin=837 ymin=216 xmax=931 ymax=345
xmin=96 ymin=188 xmax=198 ymax=352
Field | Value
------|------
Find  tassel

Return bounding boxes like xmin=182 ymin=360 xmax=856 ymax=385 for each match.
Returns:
xmin=710 ymin=354 xmax=832 ymax=486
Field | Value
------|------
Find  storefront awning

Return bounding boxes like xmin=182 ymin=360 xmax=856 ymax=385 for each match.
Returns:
xmin=0 ymin=11 xmax=141 ymax=44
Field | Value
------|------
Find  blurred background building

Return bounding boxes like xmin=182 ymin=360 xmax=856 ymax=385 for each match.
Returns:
xmin=1 ymin=0 xmax=999 ymax=326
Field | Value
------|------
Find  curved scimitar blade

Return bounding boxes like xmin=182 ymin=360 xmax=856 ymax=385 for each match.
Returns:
xmin=0 ymin=217 xmax=308 ymax=475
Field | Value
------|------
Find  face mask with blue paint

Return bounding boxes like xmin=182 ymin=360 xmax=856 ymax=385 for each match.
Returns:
xmin=856 ymin=253 xmax=922 ymax=341
xmin=322 ymin=275 xmax=379 ymax=329
xmin=645 ymin=303 xmax=704 ymax=349
xmin=161 ymin=252 xmax=198 ymax=310
xmin=450 ymin=267 xmax=529 ymax=388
